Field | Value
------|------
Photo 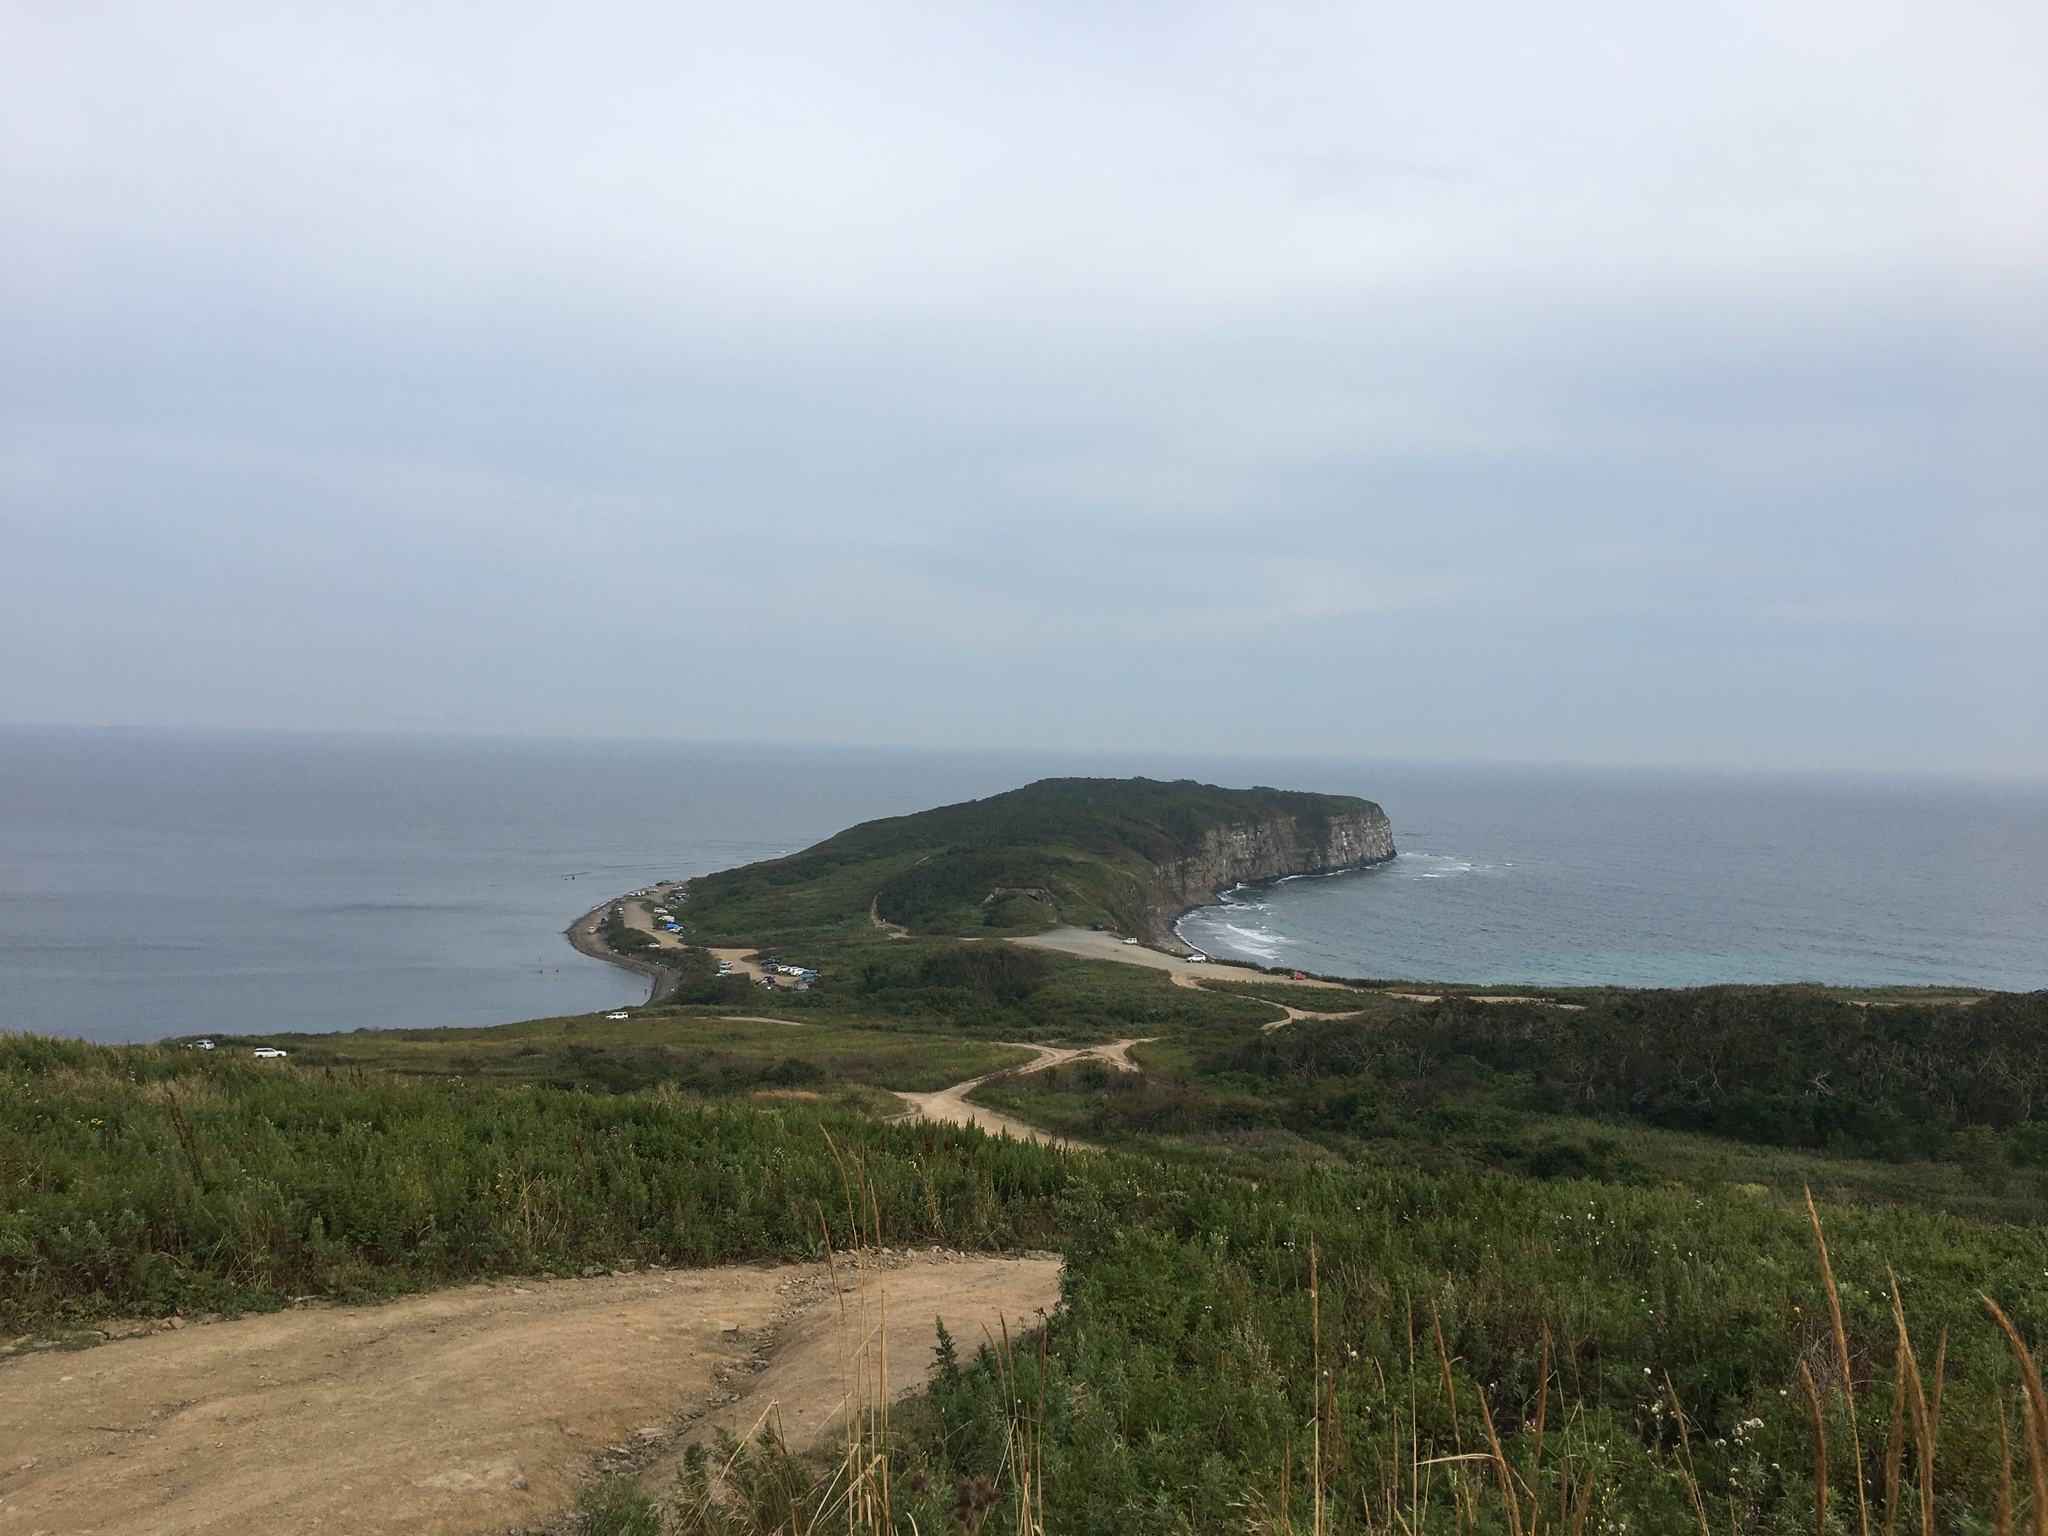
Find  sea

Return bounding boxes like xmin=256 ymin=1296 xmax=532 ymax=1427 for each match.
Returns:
xmin=2 ymin=728 xmax=2043 ymax=1045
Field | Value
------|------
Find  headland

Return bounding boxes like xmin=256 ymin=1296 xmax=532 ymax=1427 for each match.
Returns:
xmin=622 ymin=775 xmax=1395 ymax=958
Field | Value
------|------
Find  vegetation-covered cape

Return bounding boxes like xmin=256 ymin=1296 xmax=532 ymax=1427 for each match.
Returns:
xmin=680 ymin=776 xmax=1387 ymax=940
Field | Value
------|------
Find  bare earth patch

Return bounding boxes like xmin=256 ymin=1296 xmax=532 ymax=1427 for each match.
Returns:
xmin=0 ymin=1253 xmax=1060 ymax=1536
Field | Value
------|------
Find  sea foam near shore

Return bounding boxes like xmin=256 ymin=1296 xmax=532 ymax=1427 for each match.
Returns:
xmin=1173 ymin=771 xmax=2047 ymax=990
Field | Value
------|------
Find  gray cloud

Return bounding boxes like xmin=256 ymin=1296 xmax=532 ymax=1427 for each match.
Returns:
xmin=1 ymin=2 xmax=2043 ymax=770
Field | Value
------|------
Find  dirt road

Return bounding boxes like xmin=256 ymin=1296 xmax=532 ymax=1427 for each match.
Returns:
xmin=1010 ymin=927 xmax=1352 ymax=986
xmin=1258 ymin=999 xmax=1371 ymax=1032
xmin=892 ymin=1040 xmax=1148 ymax=1146
xmin=1007 ymin=929 xmax=1590 ymax=1016
xmin=705 ymin=947 xmax=773 ymax=982
xmin=0 ymin=1253 xmax=1060 ymax=1536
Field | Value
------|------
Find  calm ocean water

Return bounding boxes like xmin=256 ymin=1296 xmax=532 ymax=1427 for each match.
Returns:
xmin=2 ymin=729 xmax=2043 ymax=1044
xmin=1176 ymin=765 xmax=2048 ymax=991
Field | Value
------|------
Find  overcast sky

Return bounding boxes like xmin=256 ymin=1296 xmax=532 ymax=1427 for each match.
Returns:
xmin=2 ymin=3 xmax=2043 ymax=772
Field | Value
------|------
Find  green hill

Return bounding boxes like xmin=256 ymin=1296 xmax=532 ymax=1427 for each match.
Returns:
xmin=677 ymin=776 xmax=1393 ymax=943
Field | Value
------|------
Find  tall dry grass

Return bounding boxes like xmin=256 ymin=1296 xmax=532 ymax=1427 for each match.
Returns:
xmin=1789 ymin=1184 xmax=2048 ymax=1536
xmin=639 ymin=1131 xmax=1051 ymax=1536
xmin=607 ymin=1180 xmax=2048 ymax=1536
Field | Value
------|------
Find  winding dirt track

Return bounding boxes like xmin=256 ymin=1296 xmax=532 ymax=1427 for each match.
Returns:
xmin=891 ymin=1040 xmax=1149 ymax=1146
xmin=0 ymin=1254 xmax=1060 ymax=1536
xmin=1258 ymin=999 xmax=1370 ymax=1032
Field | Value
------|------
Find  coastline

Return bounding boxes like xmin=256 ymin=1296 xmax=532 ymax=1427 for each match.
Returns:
xmin=1162 ymin=854 xmax=1392 ymax=956
xmin=1141 ymin=809 xmax=1396 ymax=946
xmin=562 ymin=899 xmax=679 ymax=1004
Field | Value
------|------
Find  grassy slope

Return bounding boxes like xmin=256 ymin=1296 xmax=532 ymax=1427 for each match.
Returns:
xmin=13 ymin=770 xmax=2048 ymax=1530
xmin=972 ymin=983 xmax=2048 ymax=1215
xmin=679 ymin=776 xmax=1383 ymax=942
xmin=16 ymin=970 xmax=2048 ymax=1531
xmin=237 ymin=1010 xmax=1033 ymax=1102
xmin=32 ymin=1016 xmax=2048 ymax=1533
xmin=0 ymin=1032 xmax=1071 ymax=1327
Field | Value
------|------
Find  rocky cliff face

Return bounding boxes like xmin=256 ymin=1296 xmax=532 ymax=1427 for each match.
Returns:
xmin=1144 ymin=807 xmax=1395 ymax=938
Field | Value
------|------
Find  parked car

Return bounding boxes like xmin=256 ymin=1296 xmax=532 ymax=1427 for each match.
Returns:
xmin=605 ymin=1011 xmax=630 ymax=1020
xmin=185 ymin=1039 xmax=216 ymax=1051
xmin=1121 ymin=937 xmax=1139 ymax=945
xmin=252 ymin=1047 xmax=288 ymax=1059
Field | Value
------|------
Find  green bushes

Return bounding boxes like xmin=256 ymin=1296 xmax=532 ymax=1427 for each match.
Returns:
xmin=1186 ymin=987 xmax=2048 ymax=1166
xmin=837 ymin=950 xmax=1271 ymax=1043
xmin=680 ymin=777 xmax=1384 ymax=942
xmin=254 ymin=1012 xmax=1029 ymax=1097
xmin=645 ymin=943 xmax=757 ymax=1006
xmin=601 ymin=909 xmax=658 ymax=953
xmin=909 ymin=1161 xmax=2048 ymax=1534
xmin=1089 ymin=987 xmax=2048 ymax=1179
xmin=17 ymin=1030 xmax=2048 ymax=1530
xmin=0 ymin=1035 xmax=1072 ymax=1329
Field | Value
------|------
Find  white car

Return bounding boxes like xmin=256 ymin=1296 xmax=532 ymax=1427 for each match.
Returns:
xmin=252 ymin=1047 xmax=288 ymax=1059
xmin=1121 ymin=937 xmax=1139 ymax=945
xmin=605 ymin=1011 xmax=630 ymax=1020
xmin=186 ymin=1039 xmax=216 ymax=1051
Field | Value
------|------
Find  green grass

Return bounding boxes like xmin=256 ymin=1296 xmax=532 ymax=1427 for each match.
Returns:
xmin=973 ymin=985 xmax=2048 ymax=1163
xmin=583 ymin=942 xmax=1283 ymax=1045
xmin=14 ymin=914 xmax=2048 ymax=1532
xmin=205 ymin=1007 xmax=1034 ymax=1099
xmin=975 ymin=1156 xmax=2048 ymax=1534
xmin=679 ymin=776 xmax=1386 ymax=941
xmin=1191 ymin=977 xmax=1411 ymax=1014
xmin=832 ymin=946 xmax=1277 ymax=1042
xmin=0 ymin=1031 xmax=1073 ymax=1329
